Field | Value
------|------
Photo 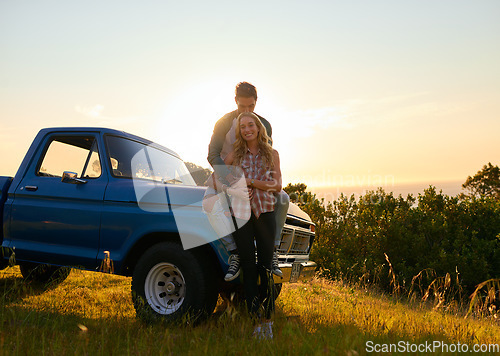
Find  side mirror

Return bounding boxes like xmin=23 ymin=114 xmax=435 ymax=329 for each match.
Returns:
xmin=61 ymin=171 xmax=87 ymax=184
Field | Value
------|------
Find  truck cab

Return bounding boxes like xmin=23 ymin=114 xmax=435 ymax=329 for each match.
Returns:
xmin=1 ymin=127 xmax=316 ymax=321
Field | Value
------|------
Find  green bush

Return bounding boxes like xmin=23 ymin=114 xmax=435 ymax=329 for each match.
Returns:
xmin=284 ymin=184 xmax=500 ymax=295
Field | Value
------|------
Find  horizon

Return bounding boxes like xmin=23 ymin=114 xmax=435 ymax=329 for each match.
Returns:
xmin=308 ymin=178 xmax=465 ymax=203
xmin=1 ymin=1 xmax=499 ymax=185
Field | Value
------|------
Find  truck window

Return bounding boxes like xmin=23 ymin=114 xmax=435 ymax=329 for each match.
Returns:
xmin=105 ymin=135 xmax=196 ymax=186
xmin=37 ymin=136 xmax=101 ymax=178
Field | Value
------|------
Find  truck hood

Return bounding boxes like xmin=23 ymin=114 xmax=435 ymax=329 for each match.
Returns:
xmin=287 ymin=202 xmax=312 ymax=222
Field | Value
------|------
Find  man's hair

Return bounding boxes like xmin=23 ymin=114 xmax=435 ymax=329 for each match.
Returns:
xmin=235 ymin=82 xmax=257 ymax=100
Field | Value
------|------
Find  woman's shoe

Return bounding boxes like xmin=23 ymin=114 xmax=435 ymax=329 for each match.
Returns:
xmin=252 ymin=324 xmax=262 ymax=338
xmin=262 ymin=321 xmax=273 ymax=339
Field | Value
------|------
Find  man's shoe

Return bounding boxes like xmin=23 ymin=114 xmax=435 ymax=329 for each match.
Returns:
xmin=272 ymin=251 xmax=283 ymax=277
xmin=224 ymin=254 xmax=240 ymax=281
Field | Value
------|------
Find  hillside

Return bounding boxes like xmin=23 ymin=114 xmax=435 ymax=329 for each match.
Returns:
xmin=1 ymin=267 xmax=498 ymax=355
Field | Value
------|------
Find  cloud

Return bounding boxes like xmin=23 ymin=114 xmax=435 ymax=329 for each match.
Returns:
xmin=273 ymin=106 xmax=354 ymax=140
xmin=272 ymin=91 xmax=470 ymax=142
xmin=75 ymin=104 xmax=142 ymax=126
xmin=354 ymin=93 xmax=470 ymax=127
xmin=373 ymin=92 xmax=430 ymax=105
xmin=76 ymin=104 xmax=104 ymax=119
xmin=298 ymin=107 xmax=354 ymax=130
xmin=311 ymin=92 xmax=469 ymax=129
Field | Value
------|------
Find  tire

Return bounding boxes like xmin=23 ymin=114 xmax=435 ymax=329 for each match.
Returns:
xmin=219 ymin=284 xmax=245 ymax=305
xmin=131 ymin=242 xmax=219 ymax=324
xmin=19 ymin=263 xmax=71 ymax=286
xmin=0 ymin=260 xmax=8 ymax=271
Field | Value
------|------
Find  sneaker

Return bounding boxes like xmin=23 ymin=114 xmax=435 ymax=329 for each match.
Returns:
xmin=272 ymin=251 xmax=283 ymax=277
xmin=252 ymin=324 xmax=262 ymax=339
xmin=262 ymin=321 xmax=273 ymax=339
xmin=253 ymin=322 xmax=273 ymax=339
xmin=224 ymin=254 xmax=240 ymax=281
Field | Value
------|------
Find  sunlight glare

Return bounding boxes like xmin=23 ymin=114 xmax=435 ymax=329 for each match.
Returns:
xmin=152 ymin=80 xmax=236 ymax=168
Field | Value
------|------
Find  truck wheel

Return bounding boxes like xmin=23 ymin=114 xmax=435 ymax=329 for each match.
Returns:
xmin=19 ymin=263 xmax=70 ymax=286
xmin=131 ymin=242 xmax=218 ymax=324
xmin=219 ymin=284 xmax=245 ymax=305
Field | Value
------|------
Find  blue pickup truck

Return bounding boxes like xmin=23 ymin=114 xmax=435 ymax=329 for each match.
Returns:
xmin=0 ymin=127 xmax=316 ymax=321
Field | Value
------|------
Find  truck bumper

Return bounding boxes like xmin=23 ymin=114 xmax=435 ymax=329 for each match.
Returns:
xmin=273 ymin=260 xmax=317 ymax=284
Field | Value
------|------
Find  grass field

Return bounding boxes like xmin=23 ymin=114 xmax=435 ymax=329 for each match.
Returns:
xmin=1 ymin=266 xmax=499 ymax=355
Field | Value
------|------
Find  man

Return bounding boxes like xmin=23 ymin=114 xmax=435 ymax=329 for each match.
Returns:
xmin=207 ymin=81 xmax=289 ymax=281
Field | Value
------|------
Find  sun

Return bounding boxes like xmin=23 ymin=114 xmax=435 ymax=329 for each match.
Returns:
xmin=150 ymin=80 xmax=237 ymax=168
xmin=147 ymin=79 xmax=293 ymax=175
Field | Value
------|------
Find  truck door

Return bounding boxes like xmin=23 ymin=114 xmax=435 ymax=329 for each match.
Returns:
xmin=8 ymin=133 xmax=107 ymax=269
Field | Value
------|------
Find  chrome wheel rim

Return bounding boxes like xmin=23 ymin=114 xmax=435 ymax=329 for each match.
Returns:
xmin=144 ymin=262 xmax=186 ymax=315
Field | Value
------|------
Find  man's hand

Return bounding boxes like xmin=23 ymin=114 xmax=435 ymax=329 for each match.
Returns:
xmin=225 ymin=173 xmax=238 ymax=186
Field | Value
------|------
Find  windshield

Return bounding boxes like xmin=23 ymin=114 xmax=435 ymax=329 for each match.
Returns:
xmin=105 ymin=135 xmax=196 ymax=186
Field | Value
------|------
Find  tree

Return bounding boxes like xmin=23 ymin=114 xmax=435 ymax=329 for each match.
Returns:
xmin=184 ymin=162 xmax=212 ymax=186
xmin=283 ymin=183 xmax=310 ymax=207
xmin=283 ymin=183 xmax=325 ymax=230
xmin=462 ymin=163 xmax=500 ymax=200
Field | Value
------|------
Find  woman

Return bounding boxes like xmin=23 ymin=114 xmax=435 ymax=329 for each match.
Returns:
xmin=224 ymin=112 xmax=282 ymax=339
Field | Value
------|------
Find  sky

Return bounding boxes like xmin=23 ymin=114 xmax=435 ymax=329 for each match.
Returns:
xmin=1 ymin=0 xmax=499 ymax=194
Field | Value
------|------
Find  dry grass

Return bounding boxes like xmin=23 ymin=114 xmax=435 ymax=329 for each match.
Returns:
xmin=0 ymin=267 xmax=499 ymax=355
xmin=281 ymin=278 xmax=499 ymax=350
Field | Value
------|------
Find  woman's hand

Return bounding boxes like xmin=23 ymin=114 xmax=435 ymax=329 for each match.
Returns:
xmin=248 ymin=187 xmax=254 ymax=200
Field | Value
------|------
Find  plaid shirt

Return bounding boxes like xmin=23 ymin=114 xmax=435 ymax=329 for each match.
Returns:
xmin=240 ymin=148 xmax=275 ymax=218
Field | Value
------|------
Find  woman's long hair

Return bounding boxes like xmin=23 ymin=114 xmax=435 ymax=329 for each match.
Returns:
xmin=233 ymin=112 xmax=274 ymax=170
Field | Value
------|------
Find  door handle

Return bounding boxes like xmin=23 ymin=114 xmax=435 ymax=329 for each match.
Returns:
xmin=24 ymin=186 xmax=38 ymax=191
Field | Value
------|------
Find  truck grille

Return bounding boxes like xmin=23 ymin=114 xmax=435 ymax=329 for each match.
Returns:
xmin=277 ymin=225 xmax=313 ymax=255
